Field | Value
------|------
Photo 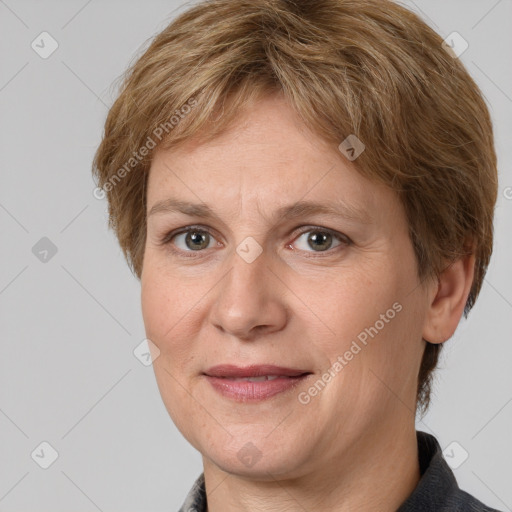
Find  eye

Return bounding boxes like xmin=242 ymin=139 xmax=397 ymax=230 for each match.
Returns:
xmin=168 ymin=227 xmax=219 ymax=253
xmin=291 ymin=227 xmax=350 ymax=254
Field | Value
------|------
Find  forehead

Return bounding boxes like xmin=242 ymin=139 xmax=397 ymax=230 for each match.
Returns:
xmin=146 ymin=95 xmax=398 ymax=222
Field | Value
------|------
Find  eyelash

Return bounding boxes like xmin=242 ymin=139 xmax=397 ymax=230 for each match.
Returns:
xmin=158 ymin=224 xmax=352 ymax=259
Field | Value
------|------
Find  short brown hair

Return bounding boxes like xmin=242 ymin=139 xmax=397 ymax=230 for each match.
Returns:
xmin=92 ymin=0 xmax=498 ymax=416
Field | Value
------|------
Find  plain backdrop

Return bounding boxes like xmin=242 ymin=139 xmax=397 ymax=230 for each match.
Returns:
xmin=1 ymin=0 xmax=511 ymax=511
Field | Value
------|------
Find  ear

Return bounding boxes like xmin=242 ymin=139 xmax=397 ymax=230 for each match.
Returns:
xmin=422 ymin=253 xmax=476 ymax=344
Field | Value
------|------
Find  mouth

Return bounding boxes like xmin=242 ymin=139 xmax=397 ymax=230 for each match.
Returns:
xmin=203 ymin=364 xmax=313 ymax=402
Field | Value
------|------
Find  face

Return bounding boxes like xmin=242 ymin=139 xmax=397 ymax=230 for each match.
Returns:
xmin=141 ymin=93 xmax=431 ymax=479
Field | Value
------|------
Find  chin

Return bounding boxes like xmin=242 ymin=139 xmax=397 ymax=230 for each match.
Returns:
xmin=201 ymin=433 xmax=311 ymax=479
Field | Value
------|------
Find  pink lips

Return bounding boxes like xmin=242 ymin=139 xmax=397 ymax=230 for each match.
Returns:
xmin=203 ymin=364 xmax=311 ymax=402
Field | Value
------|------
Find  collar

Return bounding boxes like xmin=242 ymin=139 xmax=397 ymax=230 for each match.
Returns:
xmin=396 ymin=430 xmax=459 ymax=510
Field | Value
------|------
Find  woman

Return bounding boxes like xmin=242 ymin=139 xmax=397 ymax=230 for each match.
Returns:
xmin=93 ymin=0 xmax=501 ymax=510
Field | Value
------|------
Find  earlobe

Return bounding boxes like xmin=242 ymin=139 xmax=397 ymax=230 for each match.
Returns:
xmin=422 ymin=253 xmax=475 ymax=344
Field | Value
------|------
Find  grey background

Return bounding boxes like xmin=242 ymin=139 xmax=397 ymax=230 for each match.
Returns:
xmin=0 ymin=0 xmax=511 ymax=510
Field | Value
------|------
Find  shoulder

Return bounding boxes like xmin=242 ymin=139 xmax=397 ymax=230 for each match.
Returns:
xmin=441 ymin=487 xmax=503 ymax=512
xmin=178 ymin=473 xmax=206 ymax=512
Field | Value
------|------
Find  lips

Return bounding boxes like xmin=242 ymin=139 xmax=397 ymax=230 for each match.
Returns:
xmin=203 ymin=364 xmax=312 ymax=401
xmin=203 ymin=364 xmax=310 ymax=378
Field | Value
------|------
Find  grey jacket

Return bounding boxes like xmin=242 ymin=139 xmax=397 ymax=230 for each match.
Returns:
xmin=179 ymin=430 xmax=503 ymax=511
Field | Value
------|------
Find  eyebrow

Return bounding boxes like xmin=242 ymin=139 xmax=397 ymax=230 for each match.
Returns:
xmin=148 ymin=198 xmax=372 ymax=225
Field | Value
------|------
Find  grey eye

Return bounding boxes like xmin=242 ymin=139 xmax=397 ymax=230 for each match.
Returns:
xmin=294 ymin=230 xmax=342 ymax=252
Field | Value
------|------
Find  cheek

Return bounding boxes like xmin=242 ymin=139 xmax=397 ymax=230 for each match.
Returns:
xmin=142 ymin=253 xmax=190 ymax=329
xmin=140 ymin=258 xmax=209 ymax=373
xmin=314 ymin=254 xmax=425 ymax=379
xmin=141 ymin=261 xmax=185 ymax=354
xmin=307 ymin=262 xmax=401 ymax=353
xmin=141 ymin=267 xmax=203 ymax=429
xmin=141 ymin=276 xmax=168 ymax=345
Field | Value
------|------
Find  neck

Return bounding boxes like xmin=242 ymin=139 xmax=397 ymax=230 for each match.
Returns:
xmin=203 ymin=421 xmax=420 ymax=512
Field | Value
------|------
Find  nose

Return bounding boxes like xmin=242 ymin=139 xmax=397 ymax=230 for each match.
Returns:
xmin=208 ymin=244 xmax=288 ymax=340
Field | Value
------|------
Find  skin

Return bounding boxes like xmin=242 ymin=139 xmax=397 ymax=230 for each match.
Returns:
xmin=140 ymin=93 xmax=475 ymax=512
